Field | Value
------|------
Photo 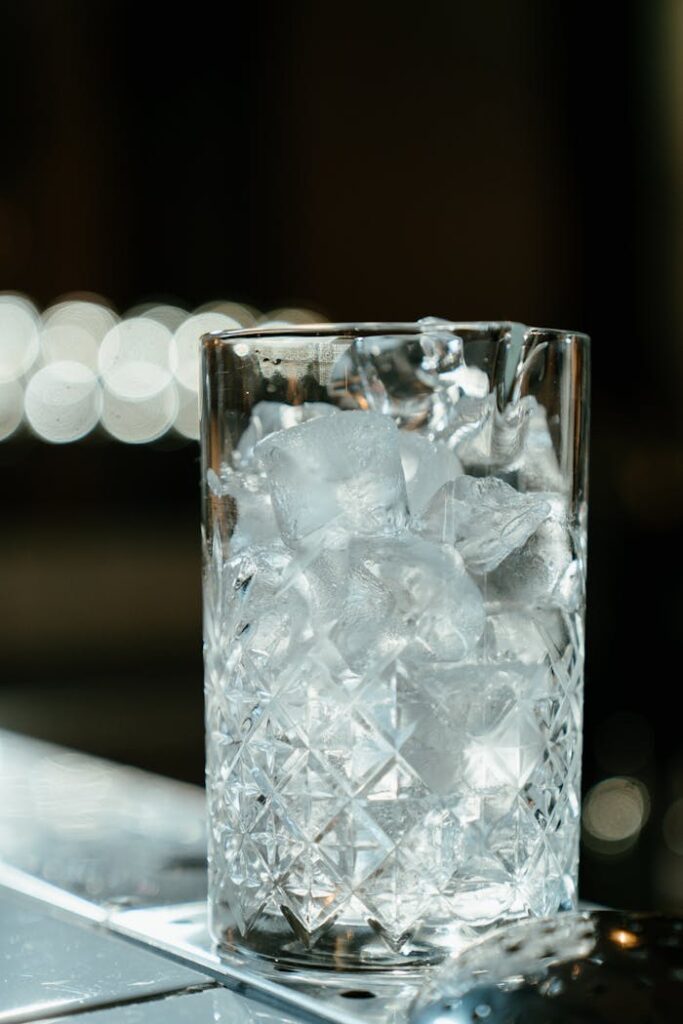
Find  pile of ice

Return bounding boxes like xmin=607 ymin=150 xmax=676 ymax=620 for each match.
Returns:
xmin=210 ymin=319 xmax=581 ymax=676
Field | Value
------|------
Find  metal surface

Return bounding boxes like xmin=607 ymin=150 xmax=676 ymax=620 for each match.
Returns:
xmin=0 ymin=730 xmax=207 ymax=918
xmin=0 ymin=732 xmax=377 ymax=1024
xmin=110 ymin=902 xmax=420 ymax=1024
xmin=39 ymin=987 xmax=306 ymax=1024
xmin=410 ymin=910 xmax=683 ymax=1023
xmin=0 ymin=730 xmax=631 ymax=1024
xmin=0 ymin=889 xmax=211 ymax=1024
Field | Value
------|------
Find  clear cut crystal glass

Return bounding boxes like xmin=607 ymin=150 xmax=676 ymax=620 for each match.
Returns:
xmin=200 ymin=320 xmax=590 ymax=976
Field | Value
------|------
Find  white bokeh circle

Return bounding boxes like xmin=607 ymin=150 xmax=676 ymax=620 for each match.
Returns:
xmin=25 ymin=362 xmax=101 ymax=443
xmin=40 ymin=322 xmax=100 ymax=371
xmin=170 ymin=312 xmax=241 ymax=393
xmin=173 ymin=382 xmax=200 ymax=440
xmin=138 ymin=304 xmax=188 ymax=332
xmin=43 ymin=299 xmax=118 ymax=344
xmin=101 ymin=379 xmax=179 ymax=444
xmin=0 ymin=380 xmax=24 ymax=440
xmin=0 ymin=294 xmax=40 ymax=383
xmin=99 ymin=318 xmax=173 ymax=398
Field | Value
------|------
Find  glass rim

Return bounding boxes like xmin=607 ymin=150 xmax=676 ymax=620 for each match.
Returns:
xmin=201 ymin=320 xmax=590 ymax=346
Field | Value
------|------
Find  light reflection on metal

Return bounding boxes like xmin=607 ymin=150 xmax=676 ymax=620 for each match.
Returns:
xmin=410 ymin=912 xmax=683 ymax=1024
xmin=609 ymin=927 xmax=642 ymax=949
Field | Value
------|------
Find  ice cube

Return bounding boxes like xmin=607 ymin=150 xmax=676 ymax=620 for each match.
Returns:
xmin=208 ymin=466 xmax=279 ymax=550
xmin=429 ymin=392 xmax=492 ymax=450
xmin=394 ymin=662 xmax=470 ymax=795
xmin=486 ymin=494 xmax=581 ymax=609
xmin=448 ymin=364 xmax=490 ymax=400
xmin=481 ymin=608 xmax=567 ymax=665
xmin=342 ymin=535 xmax=485 ymax=666
xmin=454 ymin=395 xmax=537 ymax=471
xmin=236 ymin=401 xmax=337 ymax=466
xmin=417 ymin=475 xmax=551 ymax=575
xmin=224 ymin=544 xmax=312 ymax=672
xmin=399 ymin=432 xmax=462 ymax=516
xmin=329 ymin=557 xmax=405 ymax=674
xmin=328 ymin=324 xmax=464 ymax=429
xmin=255 ymin=411 xmax=409 ymax=547
xmin=302 ymin=545 xmax=404 ymax=674
xmin=463 ymin=662 xmax=548 ymax=792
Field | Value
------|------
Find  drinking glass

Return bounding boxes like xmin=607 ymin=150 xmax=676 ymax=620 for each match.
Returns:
xmin=200 ymin=320 xmax=590 ymax=975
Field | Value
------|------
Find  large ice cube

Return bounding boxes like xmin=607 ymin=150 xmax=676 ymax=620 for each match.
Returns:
xmin=208 ymin=466 xmax=279 ymax=550
xmin=463 ymin=662 xmax=549 ymax=793
xmin=393 ymin=660 xmax=548 ymax=799
xmin=394 ymin=662 xmax=471 ymax=795
xmin=417 ymin=475 xmax=551 ymax=574
xmin=255 ymin=411 xmax=409 ymax=546
xmin=302 ymin=545 xmax=400 ymax=675
xmin=454 ymin=395 xmax=537 ymax=471
xmin=329 ymin=557 xmax=405 ymax=674
xmin=236 ymin=401 xmax=337 ymax=466
xmin=447 ymin=364 xmax=490 ymax=399
xmin=335 ymin=535 xmax=485 ymax=667
xmin=486 ymin=494 xmax=581 ymax=609
xmin=328 ymin=323 xmax=464 ymax=429
xmin=399 ymin=432 xmax=462 ymax=516
xmin=223 ymin=543 xmax=312 ymax=673
xmin=429 ymin=392 xmax=491 ymax=450
xmin=481 ymin=608 xmax=566 ymax=665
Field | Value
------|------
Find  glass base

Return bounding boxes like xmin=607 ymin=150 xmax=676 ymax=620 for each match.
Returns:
xmin=208 ymin=901 xmax=569 ymax=983
xmin=209 ymin=878 xmax=579 ymax=981
xmin=211 ymin=909 xmax=449 ymax=981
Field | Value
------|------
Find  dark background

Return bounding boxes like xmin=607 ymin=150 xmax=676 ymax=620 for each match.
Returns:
xmin=1 ymin=1 xmax=682 ymax=912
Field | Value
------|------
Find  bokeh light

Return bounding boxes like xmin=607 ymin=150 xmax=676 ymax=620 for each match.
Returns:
xmin=194 ymin=299 xmax=259 ymax=326
xmin=43 ymin=297 xmax=118 ymax=343
xmin=254 ymin=318 xmax=297 ymax=330
xmin=0 ymin=295 xmax=330 ymax=443
xmin=99 ymin=318 xmax=173 ymax=400
xmin=170 ymin=312 xmax=241 ymax=394
xmin=101 ymin=380 xmax=178 ymax=444
xmin=0 ymin=293 xmax=40 ymax=383
xmin=131 ymin=303 xmax=188 ymax=333
xmin=173 ymin=383 xmax=199 ymax=441
xmin=0 ymin=380 xmax=24 ymax=440
xmin=583 ymin=776 xmax=650 ymax=853
xmin=25 ymin=362 xmax=101 ymax=444
xmin=39 ymin=323 xmax=100 ymax=372
xmin=259 ymin=306 xmax=326 ymax=325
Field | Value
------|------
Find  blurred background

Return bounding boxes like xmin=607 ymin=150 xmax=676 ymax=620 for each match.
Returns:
xmin=1 ymin=0 xmax=682 ymax=914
